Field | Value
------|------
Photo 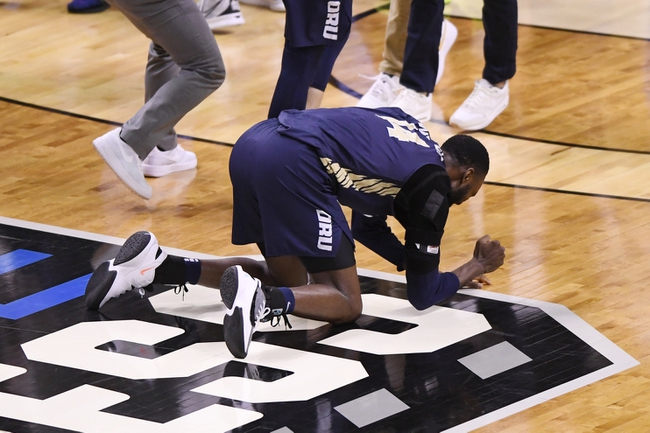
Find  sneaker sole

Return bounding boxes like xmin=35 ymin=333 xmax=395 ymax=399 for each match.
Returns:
xmin=115 ymin=231 xmax=155 ymax=265
xmin=223 ymin=308 xmax=247 ymax=358
xmin=356 ymin=74 xmax=402 ymax=108
xmin=220 ymin=266 xmax=239 ymax=309
xmin=221 ymin=266 xmax=251 ymax=359
xmin=93 ymin=135 xmax=152 ymax=199
xmin=391 ymin=91 xmax=432 ymax=122
xmin=412 ymin=110 xmax=432 ymax=122
xmin=85 ymin=261 xmax=117 ymax=310
xmin=357 ymin=96 xmax=397 ymax=109
xmin=356 ymin=85 xmax=400 ymax=108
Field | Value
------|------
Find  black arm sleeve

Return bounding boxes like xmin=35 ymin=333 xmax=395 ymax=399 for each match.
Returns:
xmin=394 ymin=164 xmax=451 ymax=274
xmin=351 ymin=211 xmax=406 ymax=271
xmin=393 ymin=164 xmax=460 ymax=309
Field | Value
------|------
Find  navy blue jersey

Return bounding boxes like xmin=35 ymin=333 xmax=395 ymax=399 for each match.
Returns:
xmin=231 ymin=107 xmax=463 ymax=310
xmin=277 ymin=107 xmax=446 ymax=216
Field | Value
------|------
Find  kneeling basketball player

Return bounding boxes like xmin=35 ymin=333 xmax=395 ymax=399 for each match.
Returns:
xmin=85 ymin=106 xmax=505 ymax=359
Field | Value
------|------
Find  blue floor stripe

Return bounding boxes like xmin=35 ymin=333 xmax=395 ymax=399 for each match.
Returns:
xmin=0 ymin=274 xmax=91 ymax=320
xmin=0 ymin=249 xmax=52 ymax=274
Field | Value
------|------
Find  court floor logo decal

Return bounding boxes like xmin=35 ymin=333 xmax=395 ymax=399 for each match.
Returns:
xmin=0 ymin=217 xmax=638 ymax=432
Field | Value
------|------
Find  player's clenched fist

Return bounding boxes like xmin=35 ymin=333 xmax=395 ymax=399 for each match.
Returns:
xmin=473 ymin=235 xmax=505 ymax=274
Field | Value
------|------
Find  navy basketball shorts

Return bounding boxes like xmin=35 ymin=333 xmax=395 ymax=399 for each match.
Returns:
xmin=229 ymin=119 xmax=352 ymax=259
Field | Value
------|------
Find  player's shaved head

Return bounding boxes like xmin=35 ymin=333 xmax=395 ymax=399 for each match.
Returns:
xmin=441 ymin=134 xmax=490 ymax=176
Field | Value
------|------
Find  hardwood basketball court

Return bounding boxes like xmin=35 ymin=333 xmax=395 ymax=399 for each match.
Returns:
xmin=0 ymin=0 xmax=649 ymax=431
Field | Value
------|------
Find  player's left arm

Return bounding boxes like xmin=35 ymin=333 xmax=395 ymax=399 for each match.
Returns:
xmin=351 ymin=211 xmax=406 ymax=271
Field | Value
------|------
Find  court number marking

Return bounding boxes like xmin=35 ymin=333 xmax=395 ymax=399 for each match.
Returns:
xmin=12 ymin=294 xmax=488 ymax=431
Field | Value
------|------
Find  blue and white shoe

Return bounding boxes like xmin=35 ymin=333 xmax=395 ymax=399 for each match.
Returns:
xmin=220 ymin=265 xmax=268 ymax=359
xmin=67 ymin=0 xmax=110 ymax=13
xmin=85 ymin=231 xmax=167 ymax=309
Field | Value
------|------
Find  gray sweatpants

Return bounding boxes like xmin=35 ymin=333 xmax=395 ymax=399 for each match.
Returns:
xmin=105 ymin=0 xmax=226 ymax=159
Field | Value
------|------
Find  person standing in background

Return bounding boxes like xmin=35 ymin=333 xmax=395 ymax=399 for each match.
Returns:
xmin=198 ymin=0 xmax=352 ymax=118
xmin=92 ymin=0 xmax=226 ymax=199
xmin=357 ymin=0 xmax=458 ymax=121
xmin=267 ymin=0 xmax=353 ymax=118
xmin=449 ymin=0 xmax=517 ymax=130
xmin=358 ymin=0 xmax=517 ymax=130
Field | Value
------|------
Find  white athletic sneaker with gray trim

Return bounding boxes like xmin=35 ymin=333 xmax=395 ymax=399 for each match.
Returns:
xmin=391 ymin=88 xmax=432 ymax=122
xmin=142 ymin=145 xmax=197 ymax=178
xmin=220 ymin=265 xmax=269 ymax=359
xmin=449 ymin=79 xmax=509 ymax=131
xmin=356 ymin=73 xmax=403 ymax=108
xmin=240 ymin=0 xmax=284 ymax=12
xmin=92 ymin=128 xmax=152 ymax=199
xmin=199 ymin=0 xmax=244 ymax=30
xmin=85 ymin=231 xmax=167 ymax=309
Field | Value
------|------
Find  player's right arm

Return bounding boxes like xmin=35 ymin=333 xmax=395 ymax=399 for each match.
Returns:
xmin=451 ymin=235 xmax=505 ymax=288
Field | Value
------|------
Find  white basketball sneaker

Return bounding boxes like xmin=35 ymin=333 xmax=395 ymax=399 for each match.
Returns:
xmin=85 ymin=231 xmax=167 ymax=309
xmin=220 ymin=265 xmax=269 ymax=359
xmin=141 ymin=145 xmax=197 ymax=177
xmin=391 ymin=88 xmax=432 ymax=122
xmin=357 ymin=73 xmax=403 ymax=108
xmin=92 ymin=128 xmax=152 ymax=199
xmin=449 ymin=79 xmax=509 ymax=130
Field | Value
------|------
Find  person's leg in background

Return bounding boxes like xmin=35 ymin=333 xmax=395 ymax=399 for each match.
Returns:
xmin=390 ymin=0 xmax=445 ymax=121
xmin=267 ymin=0 xmax=352 ymax=118
xmin=449 ymin=0 xmax=517 ymax=130
xmin=240 ymin=0 xmax=285 ymax=12
xmin=117 ymin=0 xmax=225 ymax=159
xmin=305 ymin=4 xmax=352 ymax=110
xmin=358 ymin=0 xmax=457 ymax=122
xmin=305 ymin=44 xmax=339 ymax=110
xmin=380 ymin=0 xmax=411 ymax=77
xmin=482 ymin=0 xmax=517 ymax=86
xmin=357 ymin=0 xmax=410 ymax=109
xmin=267 ymin=45 xmax=325 ymax=118
xmin=140 ymin=43 xmax=198 ymax=178
xmin=92 ymin=0 xmax=225 ymax=198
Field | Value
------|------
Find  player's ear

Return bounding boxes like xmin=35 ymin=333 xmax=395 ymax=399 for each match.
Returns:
xmin=462 ymin=167 xmax=475 ymax=184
